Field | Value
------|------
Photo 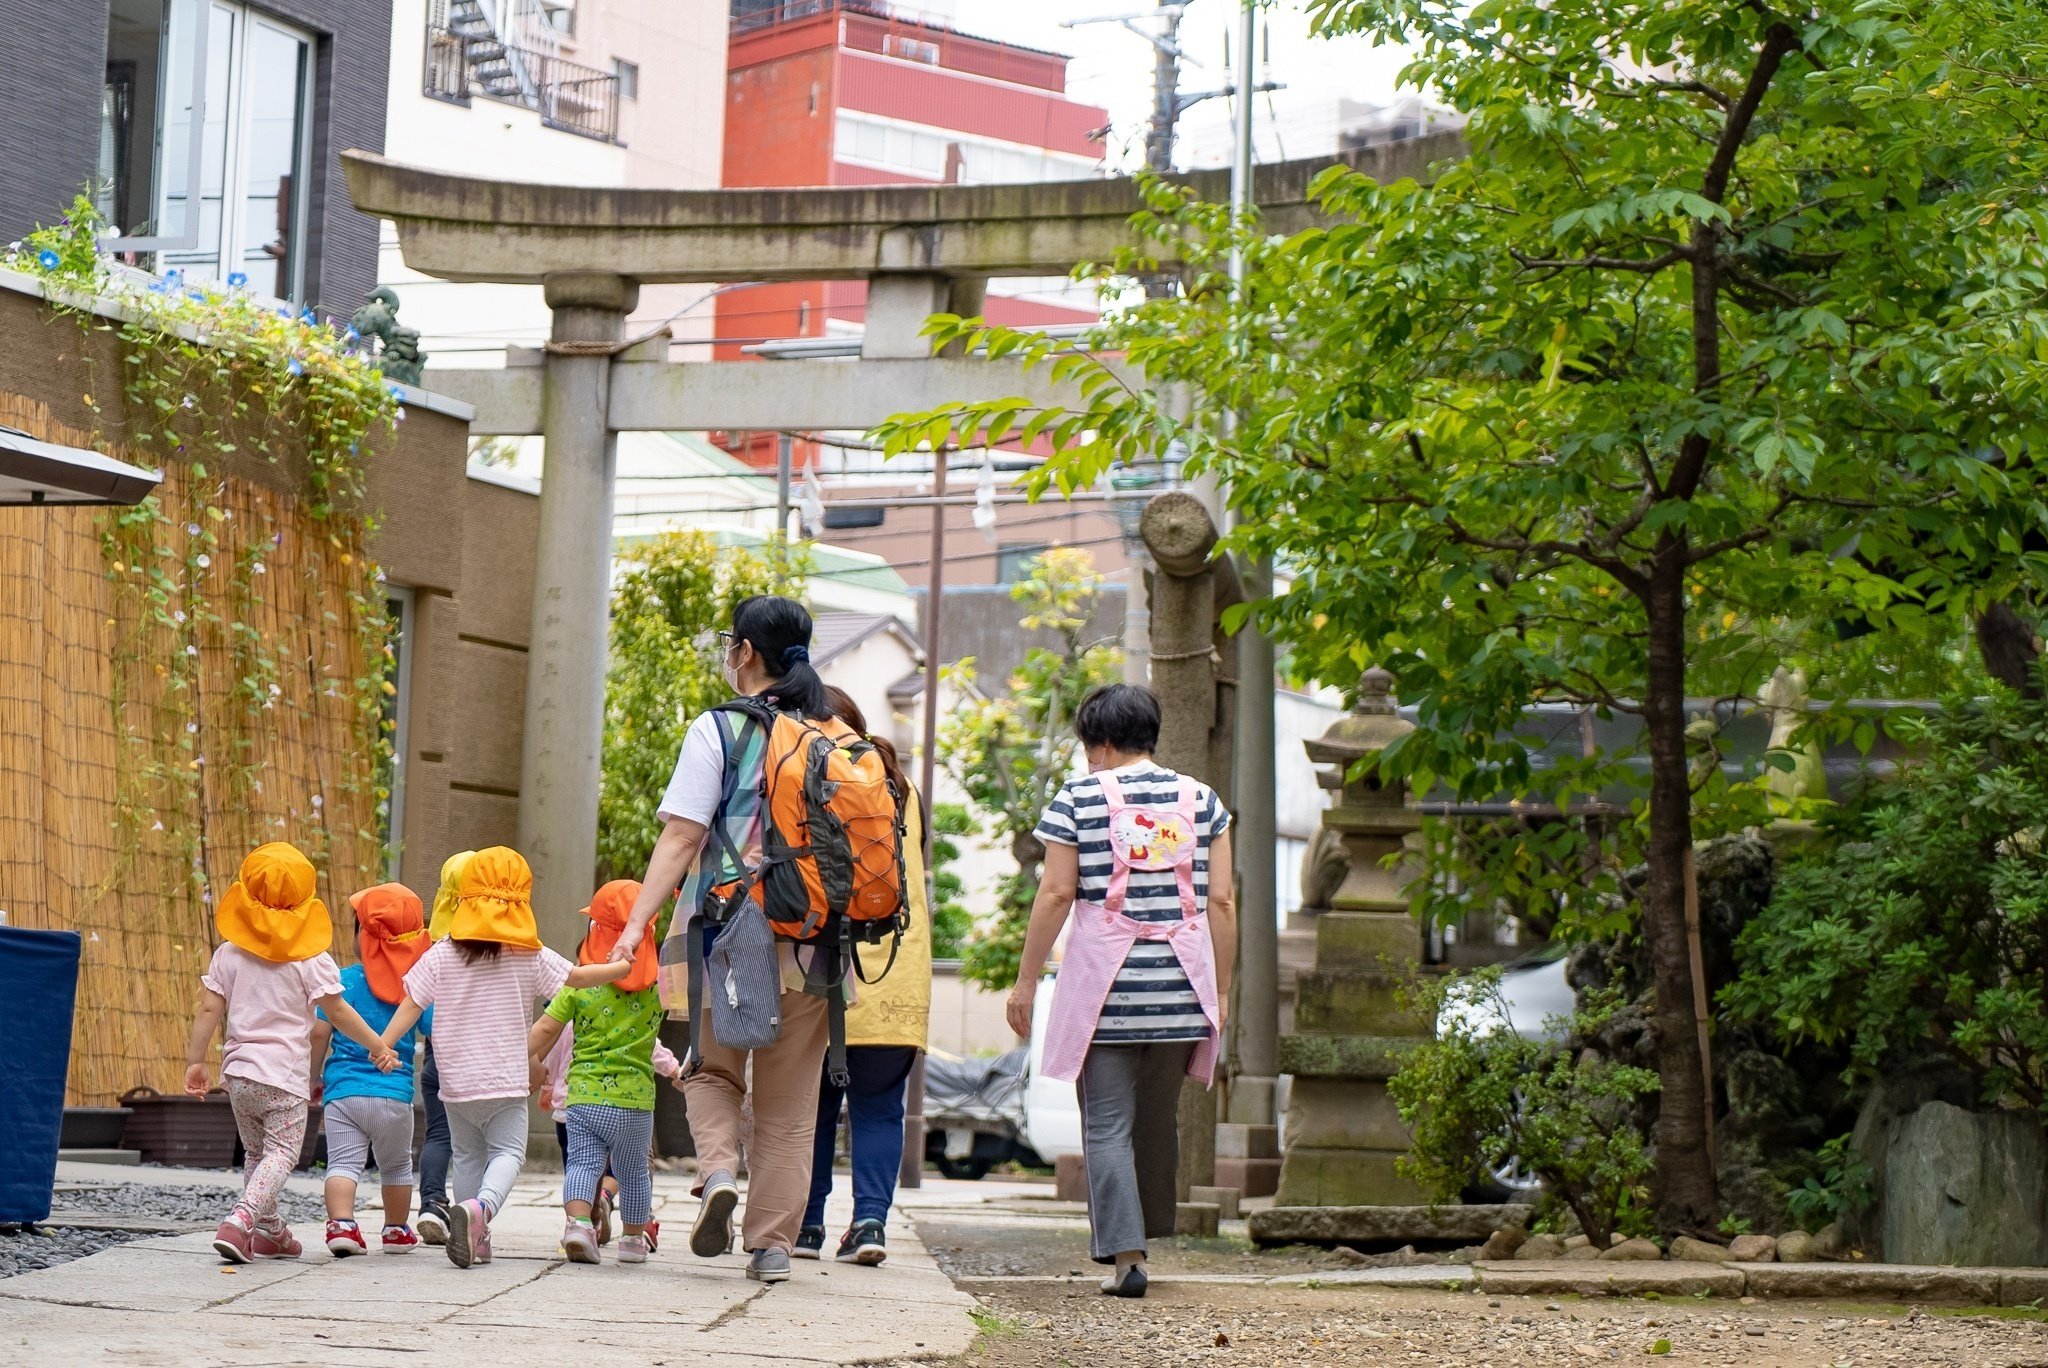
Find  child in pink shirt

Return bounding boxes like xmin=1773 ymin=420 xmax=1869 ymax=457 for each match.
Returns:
xmin=378 ymin=847 xmax=627 ymax=1267
xmin=184 ymin=844 xmax=396 ymax=1264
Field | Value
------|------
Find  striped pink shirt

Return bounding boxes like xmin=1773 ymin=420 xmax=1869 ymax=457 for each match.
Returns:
xmin=403 ymin=940 xmax=572 ymax=1103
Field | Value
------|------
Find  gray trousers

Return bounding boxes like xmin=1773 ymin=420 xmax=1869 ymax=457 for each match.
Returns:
xmin=1076 ymin=1041 xmax=1197 ymax=1263
xmin=443 ymin=1097 xmax=529 ymax=1215
xmin=323 ymin=1095 xmax=416 ymax=1187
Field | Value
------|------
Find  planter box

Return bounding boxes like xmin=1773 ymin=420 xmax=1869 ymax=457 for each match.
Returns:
xmin=60 ymin=1107 xmax=132 ymax=1150
xmin=120 ymin=1088 xmax=238 ymax=1168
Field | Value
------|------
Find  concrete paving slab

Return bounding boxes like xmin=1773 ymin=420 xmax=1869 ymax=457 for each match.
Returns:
xmin=0 ymin=1171 xmax=977 ymax=1365
xmin=1269 ymin=1264 xmax=1476 ymax=1288
xmin=1475 ymin=1258 xmax=1746 ymax=1298
xmin=1743 ymin=1261 xmax=2002 ymax=1302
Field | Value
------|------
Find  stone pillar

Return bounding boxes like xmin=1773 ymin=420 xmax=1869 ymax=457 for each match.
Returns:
xmin=1230 ymin=551 xmax=1279 ymax=1133
xmin=1270 ymin=667 xmax=1433 ymax=1208
xmin=1138 ymin=492 xmax=1232 ymax=1201
xmin=518 ymin=271 xmax=636 ymax=951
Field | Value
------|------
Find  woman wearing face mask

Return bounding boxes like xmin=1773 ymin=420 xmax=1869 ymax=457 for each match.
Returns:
xmin=608 ymin=594 xmax=833 ymax=1285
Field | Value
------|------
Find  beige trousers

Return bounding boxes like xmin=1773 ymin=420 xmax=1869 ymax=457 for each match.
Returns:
xmin=684 ymin=988 xmax=829 ymax=1253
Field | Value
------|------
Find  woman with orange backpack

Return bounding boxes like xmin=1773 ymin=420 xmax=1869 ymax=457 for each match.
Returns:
xmin=609 ymin=594 xmax=905 ymax=1285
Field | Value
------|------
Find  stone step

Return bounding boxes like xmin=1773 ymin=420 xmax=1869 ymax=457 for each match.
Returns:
xmin=1215 ymin=1122 xmax=1280 ymax=1160
xmin=1214 ymin=1156 xmax=1281 ymax=1198
xmin=1187 ymin=1184 xmax=1241 ymax=1221
xmin=1273 ymin=1146 xmax=1431 ymax=1208
xmin=1174 ymin=1201 xmax=1220 ymax=1237
xmin=1313 ymin=911 xmax=1424 ymax=970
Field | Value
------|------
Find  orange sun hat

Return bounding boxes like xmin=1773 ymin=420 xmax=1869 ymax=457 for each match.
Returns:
xmin=579 ymin=879 xmax=653 ymax=992
xmin=449 ymin=846 xmax=542 ymax=950
xmin=350 ymin=883 xmax=429 ymax=1004
xmin=215 ymin=842 xmax=332 ymax=963
xmin=428 ymin=849 xmax=477 ymax=940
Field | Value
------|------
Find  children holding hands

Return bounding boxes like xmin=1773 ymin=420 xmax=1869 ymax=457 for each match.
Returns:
xmin=376 ymin=847 xmax=630 ymax=1267
xmin=528 ymin=880 xmax=678 ymax=1266
xmin=311 ymin=882 xmax=435 ymax=1256
xmin=185 ymin=843 xmax=399 ymax=1264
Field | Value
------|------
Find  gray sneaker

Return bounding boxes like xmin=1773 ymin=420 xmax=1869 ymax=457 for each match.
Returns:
xmin=691 ymin=1170 xmax=739 ymax=1259
xmin=746 ymin=1247 xmax=792 ymax=1283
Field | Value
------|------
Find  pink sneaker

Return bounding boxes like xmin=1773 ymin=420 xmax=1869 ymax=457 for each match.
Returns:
xmin=381 ymin=1225 xmax=420 ymax=1254
xmin=252 ymin=1223 xmax=302 ymax=1260
xmin=325 ymin=1220 xmax=367 ymax=1257
xmin=446 ymin=1199 xmax=492 ymax=1269
xmin=212 ymin=1218 xmax=253 ymax=1265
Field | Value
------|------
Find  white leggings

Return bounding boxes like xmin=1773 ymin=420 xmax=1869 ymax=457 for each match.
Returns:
xmin=443 ymin=1097 xmax=528 ymax=1215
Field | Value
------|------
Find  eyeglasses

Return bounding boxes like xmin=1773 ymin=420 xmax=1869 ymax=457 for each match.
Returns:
xmin=717 ymin=630 xmax=736 ymax=653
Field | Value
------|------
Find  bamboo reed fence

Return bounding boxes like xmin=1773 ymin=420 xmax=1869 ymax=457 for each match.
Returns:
xmin=0 ymin=393 xmax=383 ymax=1104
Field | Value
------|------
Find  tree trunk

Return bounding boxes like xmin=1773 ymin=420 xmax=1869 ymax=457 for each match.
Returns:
xmin=1975 ymin=600 xmax=2041 ymax=698
xmin=1640 ymin=551 xmax=1720 ymax=1234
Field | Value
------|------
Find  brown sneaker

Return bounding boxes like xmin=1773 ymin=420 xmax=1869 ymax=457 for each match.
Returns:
xmin=212 ymin=1219 xmax=253 ymax=1265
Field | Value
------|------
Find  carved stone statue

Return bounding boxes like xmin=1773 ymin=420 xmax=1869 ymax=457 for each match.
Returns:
xmin=350 ymin=285 xmax=426 ymax=387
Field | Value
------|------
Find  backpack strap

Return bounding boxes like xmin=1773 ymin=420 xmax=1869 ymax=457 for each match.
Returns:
xmin=681 ymin=910 xmax=707 ymax=1078
xmin=1172 ymin=775 xmax=1199 ymax=919
xmin=1096 ymin=770 xmax=1133 ymax=916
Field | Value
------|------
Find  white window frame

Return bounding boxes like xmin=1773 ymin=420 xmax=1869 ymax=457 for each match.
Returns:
xmin=142 ymin=1 xmax=316 ymax=302
xmin=383 ymin=585 xmax=417 ymax=879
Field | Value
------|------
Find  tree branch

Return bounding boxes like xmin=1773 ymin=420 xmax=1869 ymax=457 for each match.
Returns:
xmin=1511 ymin=247 xmax=1689 ymax=275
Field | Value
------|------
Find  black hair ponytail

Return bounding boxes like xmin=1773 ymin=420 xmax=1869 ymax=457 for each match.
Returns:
xmin=733 ymin=594 xmax=828 ymax=718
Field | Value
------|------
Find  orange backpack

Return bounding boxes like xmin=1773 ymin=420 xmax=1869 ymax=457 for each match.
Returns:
xmin=705 ymin=699 xmax=906 ymax=942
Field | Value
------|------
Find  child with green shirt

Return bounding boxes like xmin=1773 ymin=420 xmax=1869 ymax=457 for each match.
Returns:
xmin=526 ymin=880 xmax=670 ymax=1265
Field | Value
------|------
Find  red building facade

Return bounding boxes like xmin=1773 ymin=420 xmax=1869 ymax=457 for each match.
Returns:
xmin=716 ymin=1 xmax=1108 ymax=467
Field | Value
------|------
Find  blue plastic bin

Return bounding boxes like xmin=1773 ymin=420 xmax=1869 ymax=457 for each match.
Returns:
xmin=0 ymin=924 xmax=81 ymax=1223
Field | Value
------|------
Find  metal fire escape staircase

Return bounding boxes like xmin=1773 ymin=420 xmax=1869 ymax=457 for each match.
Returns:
xmin=446 ymin=0 xmax=530 ymax=101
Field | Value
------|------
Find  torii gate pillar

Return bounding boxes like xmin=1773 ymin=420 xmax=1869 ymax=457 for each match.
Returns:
xmin=518 ymin=270 xmax=637 ymax=942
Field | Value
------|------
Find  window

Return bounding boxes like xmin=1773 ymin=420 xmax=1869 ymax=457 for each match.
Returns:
xmin=380 ymin=587 xmax=416 ymax=877
xmin=613 ymin=58 xmax=638 ymax=101
xmin=996 ymin=544 xmax=1047 ymax=585
xmin=883 ymin=34 xmax=940 ymax=65
xmin=99 ymin=0 xmax=314 ymax=302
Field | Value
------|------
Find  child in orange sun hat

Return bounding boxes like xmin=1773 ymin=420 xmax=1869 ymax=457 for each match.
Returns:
xmin=185 ymin=842 xmax=398 ymax=1265
xmin=377 ymin=847 xmax=629 ymax=1268
xmin=532 ymin=880 xmax=683 ymax=1262
xmin=312 ymin=883 xmax=434 ymax=1257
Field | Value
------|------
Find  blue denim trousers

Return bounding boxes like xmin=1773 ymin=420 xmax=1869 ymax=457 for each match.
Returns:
xmin=804 ymin=1044 xmax=917 ymax=1227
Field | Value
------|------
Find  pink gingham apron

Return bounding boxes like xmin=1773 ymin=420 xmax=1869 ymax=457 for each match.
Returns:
xmin=1038 ymin=771 xmax=1220 ymax=1086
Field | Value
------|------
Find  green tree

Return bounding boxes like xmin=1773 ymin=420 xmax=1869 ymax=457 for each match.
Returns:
xmin=939 ymin=547 xmax=1122 ymax=989
xmin=598 ymin=531 xmax=806 ymax=882
xmin=1729 ymin=683 xmax=2048 ymax=1115
xmin=881 ymin=2 xmax=2048 ymax=1229
xmin=928 ymin=801 xmax=977 ymax=961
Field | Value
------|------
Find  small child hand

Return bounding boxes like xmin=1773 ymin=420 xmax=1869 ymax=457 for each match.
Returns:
xmin=183 ymin=1062 xmax=210 ymax=1098
xmin=371 ymin=1045 xmax=399 ymax=1073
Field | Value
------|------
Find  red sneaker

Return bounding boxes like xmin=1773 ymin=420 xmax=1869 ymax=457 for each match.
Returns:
xmin=212 ymin=1218 xmax=253 ymax=1265
xmin=252 ymin=1223 xmax=302 ymax=1260
xmin=644 ymin=1218 xmax=660 ymax=1255
xmin=381 ymin=1225 xmax=420 ymax=1254
xmin=325 ymin=1220 xmax=367 ymax=1257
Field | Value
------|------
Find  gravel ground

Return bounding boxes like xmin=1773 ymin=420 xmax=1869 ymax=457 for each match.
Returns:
xmin=949 ymin=1283 xmax=2048 ymax=1368
xmin=0 ymin=1182 xmax=329 ymax=1279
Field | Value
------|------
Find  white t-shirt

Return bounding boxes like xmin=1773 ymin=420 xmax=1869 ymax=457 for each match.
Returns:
xmin=657 ymin=711 xmax=728 ymax=826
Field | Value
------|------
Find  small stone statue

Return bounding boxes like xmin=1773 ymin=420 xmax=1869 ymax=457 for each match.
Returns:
xmin=350 ymin=285 xmax=426 ymax=387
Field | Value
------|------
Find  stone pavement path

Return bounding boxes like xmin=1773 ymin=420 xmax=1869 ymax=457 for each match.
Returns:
xmin=0 ymin=1162 xmax=976 ymax=1366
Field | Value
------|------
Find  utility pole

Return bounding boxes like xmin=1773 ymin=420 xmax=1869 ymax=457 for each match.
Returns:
xmin=1145 ymin=1 xmax=1185 ymax=172
xmin=775 ymin=431 xmax=793 ymax=538
xmin=1224 ymin=0 xmax=1283 ymax=1175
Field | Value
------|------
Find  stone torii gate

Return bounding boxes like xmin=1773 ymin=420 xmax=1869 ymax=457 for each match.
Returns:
xmin=343 ymin=136 xmax=1456 ymax=946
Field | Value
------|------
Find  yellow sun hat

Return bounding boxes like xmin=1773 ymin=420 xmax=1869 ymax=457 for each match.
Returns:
xmin=215 ymin=842 xmax=332 ymax=962
xmin=449 ymin=846 xmax=542 ymax=950
xmin=428 ymin=849 xmax=477 ymax=940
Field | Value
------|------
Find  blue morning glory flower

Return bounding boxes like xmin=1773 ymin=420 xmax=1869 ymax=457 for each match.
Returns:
xmin=227 ymin=271 xmax=248 ymax=289
xmin=187 ymin=290 xmax=205 ymax=303
xmin=36 ymin=249 xmax=59 ymax=270
xmin=388 ymin=384 xmax=406 ymax=400
xmin=344 ymin=326 xmax=360 ymax=343
xmin=287 ymin=357 xmax=305 ymax=376
xmin=300 ymin=307 xmax=316 ymax=324
xmin=163 ymin=268 xmax=182 ymax=286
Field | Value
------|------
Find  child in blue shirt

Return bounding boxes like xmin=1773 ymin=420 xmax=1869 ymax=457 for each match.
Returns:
xmin=312 ymin=885 xmax=435 ymax=1256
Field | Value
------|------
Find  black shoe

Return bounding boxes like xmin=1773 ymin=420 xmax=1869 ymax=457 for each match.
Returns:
xmin=416 ymin=1201 xmax=450 ymax=1246
xmin=793 ymin=1225 xmax=826 ymax=1260
xmin=836 ymin=1219 xmax=887 ymax=1266
xmin=1100 ymin=1263 xmax=1148 ymax=1298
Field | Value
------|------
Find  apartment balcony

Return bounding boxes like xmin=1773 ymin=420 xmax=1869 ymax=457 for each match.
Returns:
xmin=424 ymin=1 xmax=619 ymax=144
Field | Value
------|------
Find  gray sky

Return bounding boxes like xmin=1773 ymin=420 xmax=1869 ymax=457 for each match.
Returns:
xmin=945 ymin=0 xmax=1420 ymax=171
